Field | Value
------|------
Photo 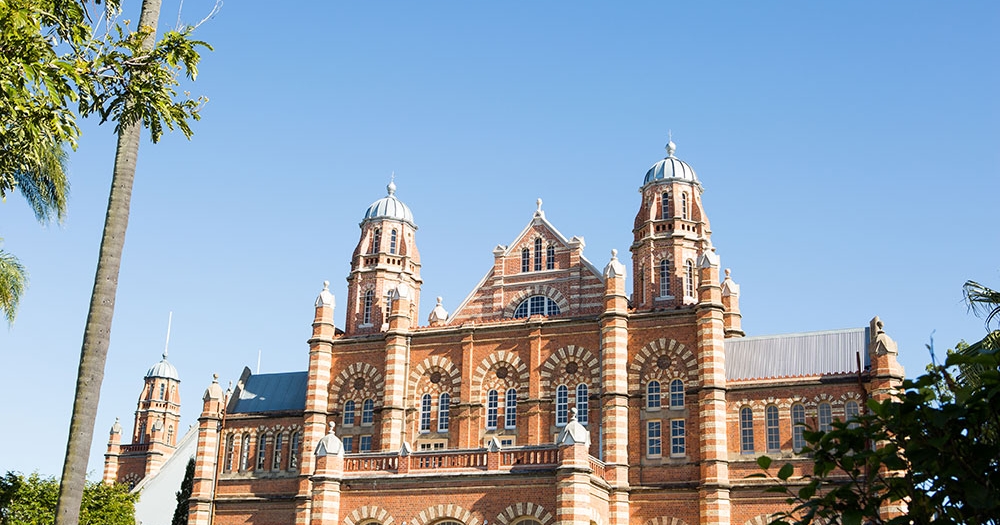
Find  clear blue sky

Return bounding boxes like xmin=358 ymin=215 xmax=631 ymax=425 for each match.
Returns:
xmin=1 ymin=1 xmax=997 ymax=478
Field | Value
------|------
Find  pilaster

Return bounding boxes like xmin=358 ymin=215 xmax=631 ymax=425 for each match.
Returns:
xmin=189 ymin=375 xmax=225 ymax=525
xmin=380 ymin=285 xmax=412 ymax=451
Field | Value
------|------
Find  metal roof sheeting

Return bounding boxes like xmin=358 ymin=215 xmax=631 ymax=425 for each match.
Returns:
xmin=725 ymin=327 xmax=870 ymax=381
xmin=231 ymin=371 xmax=308 ymax=414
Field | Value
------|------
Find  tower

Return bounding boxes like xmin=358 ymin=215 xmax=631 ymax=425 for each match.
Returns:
xmin=630 ymin=140 xmax=713 ymax=310
xmin=344 ymin=180 xmax=422 ymax=334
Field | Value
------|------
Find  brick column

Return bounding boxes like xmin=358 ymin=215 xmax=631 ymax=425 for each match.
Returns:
xmin=311 ymin=424 xmax=345 ymax=525
xmin=380 ymin=284 xmax=412 ymax=451
xmin=555 ymin=411 xmax=592 ymax=525
xmin=721 ymin=269 xmax=744 ymax=338
xmin=189 ymin=375 xmax=225 ymax=525
xmin=102 ymin=419 xmax=122 ymax=484
xmin=599 ymin=250 xmax=630 ymax=525
xmin=696 ymin=251 xmax=730 ymax=525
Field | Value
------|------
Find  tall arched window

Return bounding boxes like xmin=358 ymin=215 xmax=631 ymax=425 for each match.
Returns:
xmin=533 ymin=238 xmax=543 ymax=271
xmin=224 ymin=434 xmax=235 ymax=472
xmin=661 ymin=191 xmax=671 ymax=219
xmin=576 ymin=384 xmax=588 ymax=425
xmin=646 ymin=380 xmax=661 ymax=409
xmin=555 ymin=385 xmax=569 ymax=426
xmin=438 ymin=393 xmax=450 ymax=432
xmin=362 ymin=398 xmax=375 ymax=425
xmin=659 ymin=259 xmax=671 ymax=297
xmin=272 ymin=433 xmax=283 ymax=470
xmin=792 ymin=404 xmax=806 ymax=452
xmin=256 ymin=434 xmax=267 ymax=470
xmin=818 ymin=402 xmax=833 ymax=432
xmin=505 ymin=388 xmax=517 ymax=429
xmin=740 ymin=407 xmax=755 ymax=454
xmin=167 ymin=425 xmax=174 ymax=445
xmin=845 ymin=400 xmax=860 ymax=429
xmin=239 ymin=433 xmax=250 ymax=471
xmin=546 ymin=244 xmax=555 ymax=270
xmin=343 ymin=400 xmax=356 ymax=426
xmin=139 ymin=422 xmax=147 ymax=443
xmin=766 ymin=405 xmax=780 ymax=452
xmin=486 ymin=390 xmax=499 ymax=429
xmin=681 ymin=193 xmax=689 ymax=219
xmin=362 ymin=290 xmax=374 ymax=325
xmin=389 ymin=229 xmax=398 ymax=254
xmin=159 ymin=383 xmax=165 ymax=400
xmin=521 ymin=248 xmax=530 ymax=273
xmin=684 ymin=260 xmax=695 ymax=297
xmin=420 ymin=394 xmax=432 ymax=432
xmin=512 ymin=295 xmax=561 ymax=318
xmin=289 ymin=431 xmax=301 ymax=470
xmin=372 ymin=228 xmax=381 ymax=253
xmin=669 ymin=379 xmax=684 ymax=409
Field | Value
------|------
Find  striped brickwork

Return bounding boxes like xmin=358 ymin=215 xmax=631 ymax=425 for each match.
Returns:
xmin=380 ymin=296 xmax=412 ymax=451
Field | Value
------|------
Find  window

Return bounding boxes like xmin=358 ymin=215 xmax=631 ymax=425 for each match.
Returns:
xmin=766 ymin=405 xmax=780 ymax=452
xmin=512 ymin=295 xmax=561 ymax=318
xmin=343 ymin=400 xmax=356 ymax=426
xmin=792 ymin=404 xmax=806 ymax=452
xmin=240 ymin=434 xmax=251 ymax=471
xmin=420 ymin=394 xmax=432 ymax=432
xmin=661 ymin=191 xmax=671 ymax=219
xmin=740 ymin=407 xmax=755 ymax=454
xmin=224 ymin=435 xmax=235 ymax=472
xmin=389 ymin=229 xmax=397 ymax=254
xmin=256 ymin=434 xmax=267 ymax=469
xmin=159 ymin=383 xmax=165 ymax=400
xmin=486 ymin=389 xmax=499 ymax=429
xmin=505 ymin=388 xmax=517 ymax=429
xmin=576 ymin=384 xmax=588 ymax=425
xmin=659 ymin=259 xmax=671 ymax=297
xmin=139 ymin=422 xmax=146 ymax=443
xmin=342 ymin=436 xmax=353 ymax=454
xmin=670 ymin=419 xmax=685 ymax=456
xmin=362 ymin=290 xmax=374 ymax=325
xmin=289 ymin=432 xmax=301 ymax=470
xmin=384 ymin=292 xmax=394 ymax=321
xmin=272 ymin=433 xmax=283 ymax=470
xmin=681 ymin=193 xmax=689 ymax=220
xmin=521 ymin=248 xmax=530 ymax=273
xmin=555 ymin=385 xmax=569 ymax=426
xmin=359 ymin=435 xmax=372 ymax=452
xmin=546 ymin=244 xmax=555 ymax=270
xmin=534 ymin=238 xmax=542 ymax=271
xmin=684 ymin=260 xmax=695 ymax=298
xmin=845 ymin=400 xmax=860 ymax=429
xmin=438 ymin=393 xmax=450 ymax=431
xmin=372 ymin=228 xmax=381 ymax=253
xmin=647 ymin=420 xmax=662 ymax=457
xmin=646 ymin=380 xmax=661 ymax=410
xmin=167 ymin=425 xmax=174 ymax=444
xmin=818 ymin=403 xmax=832 ymax=432
xmin=362 ymin=399 xmax=374 ymax=425
xmin=669 ymin=379 xmax=684 ymax=409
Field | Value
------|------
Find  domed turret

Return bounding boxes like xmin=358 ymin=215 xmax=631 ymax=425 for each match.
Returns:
xmin=146 ymin=352 xmax=179 ymax=380
xmin=363 ymin=180 xmax=415 ymax=226
xmin=643 ymin=141 xmax=698 ymax=186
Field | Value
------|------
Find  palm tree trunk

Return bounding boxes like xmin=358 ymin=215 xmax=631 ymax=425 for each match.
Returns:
xmin=54 ymin=1 xmax=162 ymax=524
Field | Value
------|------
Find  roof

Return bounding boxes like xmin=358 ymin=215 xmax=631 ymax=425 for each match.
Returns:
xmin=146 ymin=354 xmax=179 ymax=381
xmin=363 ymin=180 xmax=415 ymax=226
xmin=725 ymin=327 xmax=870 ymax=381
xmin=132 ymin=425 xmax=198 ymax=525
xmin=230 ymin=371 xmax=308 ymax=414
xmin=643 ymin=141 xmax=699 ymax=186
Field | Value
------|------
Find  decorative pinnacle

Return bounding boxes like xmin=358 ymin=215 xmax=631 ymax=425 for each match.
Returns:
xmin=611 ymin=248 xmax=618 ymax=260
xmin=212 ymin=373 xmax=219 ymax=383
xmin=436 ymin=296 xmax=443 ymax=305
xmin=323 ymin=280 xmax=330 ymax=290
xmin=725 ymin=268 xmax=731 ymax=279
xmin=570 ymin=407 xmax=578 ymax=421
xmin=387 ymin=173 xmax=396 ymax=196
xmin=536 ymin=198 xmax=543 ymax=212
xmin=328 ymin=421 xmax=336 ymax=433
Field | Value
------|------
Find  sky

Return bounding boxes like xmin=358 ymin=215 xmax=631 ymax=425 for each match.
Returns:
xmin=1 ymin=1 xmax=997 ymax=479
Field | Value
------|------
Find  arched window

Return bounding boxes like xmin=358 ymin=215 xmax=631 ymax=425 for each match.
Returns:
xmin=792 ymin=404 xmax=806 ymax=452
xmin=818 ymin=402 xmax=833 ymax=432
xmin=640 ymin=267 xmax=646 ymax=305
xmin=167 ymin=425 xmax=174 ymax=445
xmin=521 ymin=248 xmax=530 ymax=273
xmin=533 ymin=238 xmax=543 ymax=271
xmin=486 ymin=389 xmax=499 ymax=429
xmin=159 ymin=383 xmax=165 ymax=400
xmin=576 ymin=384 xmax=588 ymax=425
xmin=139 ymin=422 xmax=147 ymax=443
xmin=512 ymin=295 xmax=561 ymax=318
xmin=362 ymin=398 xmax=375 ymax=425
xmin=659 ymin=259 xmax=671 ymax=297
xmin=272 ymin=433 xmax=283 ymax=470
xmin=646 ymin=380 xmax=661 ymax=409
xmin=389 ymin=229 xmax=398 ymax=254
xmin=372 ymin=228 xmax=381 ymax=253
xmin=343 ymin=400 xmax=356 ymax=426
xmin=555 ymin=385 xmax=569 ymax=426
xmin=289 ymin=431 xmax=301 ymax=470
xmin=438 ymin=393 xmax=450 ymax=432
xmin=505 ymin=388 xmax=517 ymax=429
xmin=256 ymin=434 xmax=267 ymax=470
xmin=546 ymin=244 xmax=555 ymax=270
xmin=740 ymin=407 xmax=755 ymax=454
xmin=845 ymin=400 xmax=860 ymax=429
xmin=661 ymin=191 xmax=671 ymax=219
xmin=684 ymin=260 xmax=695 ymax=298
xmin=362 ymin=290 xmax=374 ymax=325
xmin=420 ymin=394 xmax=432 ymax=432
xmin=766 ymin=405 xmax=780 ymax=452
xmin=681 ymin=193 xmax=689 ymax=220
xmin=224 ymin=434 xmax=235 ymax=472
xmin=240 ymin=433 xmax=251 ymax=471
xmin=669 ymin=379 xmax=684 ymax=409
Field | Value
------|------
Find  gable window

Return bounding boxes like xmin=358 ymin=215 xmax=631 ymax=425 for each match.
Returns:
xmin=372 ymin=228 xmax=381 ymax=253
xmin=766 ymin=405 xmax=780 ymax=452
xmin=681 ymin=193 xmax=689 ymax=220
xmin=505 ymin=388 xmax=517 ymax=429
xmin=343 ymin=400 xmax=356 ymax=426
xmin=362 ymin=398 xmax=374 ymax=425
xmin=647 ymin=420 xmax=662 ymax=457
xmin=359 ymin=435 xmax=372 ymax=452
xmin=512 ymin=295 xmax=561 ymax=318
xmin=438 ymin=393 xmax=450 ymax=431
xmin=420 ymin=394 xmax=432 ymax=432
xmin=272 ymin=433 xmax=283 ymax=470
xmin=256 ymin=434 xmax=267 ymax=470
xmin=389 ymin=229 xmax=398 ymax=254
xmin=576 ymin=384 xmax=588 ymax=425
xmin=818 ymin=402 xmax=833 ymax=432
xmin=555 ymin=385 xmax=569 ymax=426
xmin=661 ymin=191 xmax=671 ymax=219
xmin=684 ymin=260 xmax=695 ymax=298
xmin=342 ymin=436 xmax=353 ymax=454
xmin=670 ymin=419 xmax=685 ymax=456
xmin=659 ymin=260 xmax=671 ymax=297
xmin=669 ymin=379 xmax=684 ymax=409
xmin=646 ymin=380 xmax=661 ymax=410
xmin=486 ymin=389 xmax=499 ymax=430
xmin=534 ymin=238 xmax=542 ymax=271
xmin=546 ymin=244 xmax=555 ymax=270
xmin=521 ymin=248 xmax=530 ymax=273
xmin=740 ymin=407 xmax=755 ymax=454
xmin=792 ymin=404 xmax=806 ymax=452
xmin=362 ymin=290 xmax=374 ymax=325
xmin=289 ymin=431 xmax=301 ymax=470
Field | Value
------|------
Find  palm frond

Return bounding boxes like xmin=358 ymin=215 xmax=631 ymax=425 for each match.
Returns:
xmin=12 ymin=141 xmax=69 ymax=224
xmin=0 ymin=247 xmax=28 ymax=325
xmin=963 ymin=280 xmax=1000 ymax=331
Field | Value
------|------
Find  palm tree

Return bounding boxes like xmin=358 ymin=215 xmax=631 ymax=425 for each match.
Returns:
xmin=54 ymin=1 xmax=164 ymax=524
xmin=0 ymin=244 xmax=27 ymax=325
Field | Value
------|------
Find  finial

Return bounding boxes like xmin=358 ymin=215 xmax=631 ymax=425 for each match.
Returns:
xmin=666 ymin=138 xmax=676 ymax=158
xmin=536 ymin=198 xmax=543 ymax=212
xmin=323 ymin=280 xmax=330 ymax=290
xmin=725 ymin=268 xmax=731 ymax=279
xmin=387 ymin=173 xmax=397 ymax=196
xmin=212 ymin=373 xmax=219 ymax=383
xmin=436 ymin=296 xmax=443 ymax=305
xmin=570 ymin=407 xmax=578 ymax=421
xmin=328 ymin=421 xmax=336 ymax=433
xmin=611 ymin=248 xmax=618 ymax=260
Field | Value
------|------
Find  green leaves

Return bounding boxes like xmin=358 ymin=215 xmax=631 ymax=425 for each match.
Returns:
xmin=0 ymin=471 xmax=137 ymax=525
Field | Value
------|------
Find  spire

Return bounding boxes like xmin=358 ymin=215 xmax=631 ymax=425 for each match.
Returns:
xmin=163 ymin=311 xmax=172 ymax=360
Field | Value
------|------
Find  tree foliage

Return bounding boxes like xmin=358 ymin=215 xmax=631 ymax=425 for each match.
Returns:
xmin=0 ymin=472 xmax=136 ymax=525
xmin=170 ymin=458 xmax=194 ymax=525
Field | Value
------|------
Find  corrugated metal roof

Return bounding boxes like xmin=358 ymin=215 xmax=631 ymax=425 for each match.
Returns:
xmin=231 ymin=371 xmax=308 ymax=414
xmin=725 ymin=327 xmax=870 ymax=381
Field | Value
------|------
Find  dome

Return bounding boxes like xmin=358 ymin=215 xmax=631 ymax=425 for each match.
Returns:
xmin=363 ymin=180 xmax=415 ymax=226
xmin=146 ymin=353 xmax=179 ymax=381
xmin=643 ymin=141 xmax=698 ymax=186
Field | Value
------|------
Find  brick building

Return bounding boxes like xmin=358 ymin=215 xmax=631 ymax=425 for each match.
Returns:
xmin=105 ymin=141 xmax=905 ymax=525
